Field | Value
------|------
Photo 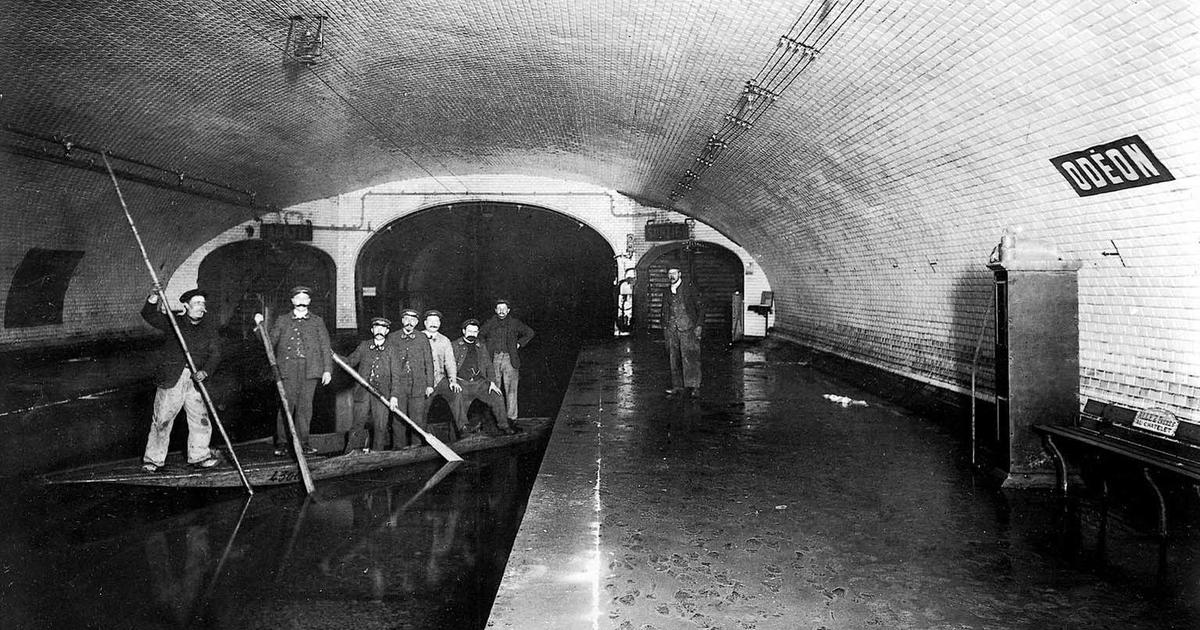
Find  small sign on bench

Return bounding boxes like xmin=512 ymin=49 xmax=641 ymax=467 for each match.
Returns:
xmin=1133 ymin=408 xmax=1180 ymax=437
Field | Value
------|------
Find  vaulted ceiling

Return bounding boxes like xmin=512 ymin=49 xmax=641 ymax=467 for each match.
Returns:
xmin=6 ymin=0 xmax=1189 ymax=246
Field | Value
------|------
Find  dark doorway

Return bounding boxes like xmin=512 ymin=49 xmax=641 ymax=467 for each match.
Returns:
xmin=198 ymin=240 xmax=336 ymax=336
xmin=356 ymin=202 xmax=616 ymax=338
xmin=357 ymin=202 xmax=617 ymax=419
xmin=197 ymin=240 xmax=338 ymax=435
xmin=635 ymin=241 xmax=745 ymax=339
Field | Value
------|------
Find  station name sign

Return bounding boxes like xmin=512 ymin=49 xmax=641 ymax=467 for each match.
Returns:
xmin=1050 ymin=135 xmax=1174 ymax=197
xmin=644 ymin=221 xmax=690 ymax=242
xmin=261 ymin=222 xmax=314 ymax=241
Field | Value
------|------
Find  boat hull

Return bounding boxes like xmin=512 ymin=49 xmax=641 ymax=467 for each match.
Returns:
xmin=41 ymin=418 xmax=552 ymax=488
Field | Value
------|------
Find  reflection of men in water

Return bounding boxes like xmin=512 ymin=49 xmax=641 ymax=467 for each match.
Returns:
xmin=479 ymin=299 xmax=535 ymax=423
xmin=145 ymin=523 xmax=210 ymax=626
xmin=343 ymin=317 xmax=403 ymax=453
xmin=422 ymin=310 xmax=462 ymax=432
xmin=660 ymin=267 xmax=704 ymax=398
xmin=140 ymin=289 xmax=222 ymax=472
xmin=452 ymin=319 xmax=514 ymax=434
xmin=256 ymin=286 xmax=332 ymax=455
xmin=394 ymin=308 xmax=435 ymax=447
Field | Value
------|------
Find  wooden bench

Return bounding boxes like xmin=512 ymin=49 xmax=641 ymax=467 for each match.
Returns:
xmin=1035 ymin=400 xmax=1200 ymax=535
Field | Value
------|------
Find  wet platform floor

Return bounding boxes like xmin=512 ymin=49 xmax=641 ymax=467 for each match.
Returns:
xmin=489 ymin=338 xmax=1200 ymax=630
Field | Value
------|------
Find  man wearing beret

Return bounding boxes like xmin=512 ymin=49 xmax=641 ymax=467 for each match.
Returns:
xmin=479 ymin=298 xmax=535 ymax=424
xmin=421 ymin=310 xmax=462 ymax=436
xmin=393 ymin=308 xmax=435 ymax=447
xmin=452 ymin=319 xmax=516 ymax=435
xmin=255 ymin=286 xmax=332 ymax=455
xmin=342 ymin=317 xmax=403 ymax=453
xmin=140 ymin=288 xmax=222 ymax=472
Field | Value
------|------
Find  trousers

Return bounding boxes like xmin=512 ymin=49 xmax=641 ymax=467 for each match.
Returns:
xmin=143 ymin=368 xmax=213 ymax=466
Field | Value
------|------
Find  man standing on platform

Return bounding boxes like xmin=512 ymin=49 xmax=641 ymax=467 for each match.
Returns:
xmin=480 ymin=298 xmax=535 ymax=424
xmin=342 ymin=317 xmax=403 ymax=454
xmin=140 ymin=288 xmax=222 ymax=472
xmin=393 ymin=308 xmax=434 ymax=447
xmin=422 ymin=310 xmax=462 ymax=433
xmin=256 ymin=286 xmax=331 ymax=456
xmin=452 ymin=319 xmax=516 ymax=434
xmin=660 ymin=267 xmax=704 ymax=398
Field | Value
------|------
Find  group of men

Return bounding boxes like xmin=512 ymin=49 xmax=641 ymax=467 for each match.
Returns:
xmin=138 ymin=285 xmax=535 ymax=472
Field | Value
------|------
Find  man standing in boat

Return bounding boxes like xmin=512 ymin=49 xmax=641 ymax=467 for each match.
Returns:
xmin=255 ymin=286 xmax=332 ymax=456
xmin=479 ymin=298 xmax=535 ymax=425
xmin=393 ymin=308 xmax=435 ymax=447
xmin=342 ymin=317 xmax=404 ymax=454
xmin=452 ymin=319 xmax=516 ymax=435
xmin=140 ymin=288 xmax=222 ymax=472
xmin=421 ymin=309 xmax=463 ymax=434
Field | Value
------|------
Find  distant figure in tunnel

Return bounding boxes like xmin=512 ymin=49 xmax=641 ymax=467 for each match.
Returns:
xmin=421 ymin=310 xmax=462 ymax=435
xmin=480 ymin=298 xmax=535 ymax=423
xmin=342 ymin=317 xmax=403 ymax=453
xmin=453 ymin=319 xmax=515 ymax=435
xmin=660 ymin=267 xmax=704 ymax=398
xmin=255 ymin=286 xmax=331 ymax=456
xmin=140 ymin=288 xmax=222 ymax=472
xmin=394 ymin=308 xmax=435 ymax=447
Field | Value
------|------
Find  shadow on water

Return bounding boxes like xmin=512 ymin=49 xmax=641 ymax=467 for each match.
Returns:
xmin=0 ymin=440 xmax=546 ymax=630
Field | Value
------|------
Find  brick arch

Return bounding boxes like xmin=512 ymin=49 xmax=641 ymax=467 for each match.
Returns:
xmin=198 ymin=240 xmax=336 ymax=335
xmin=634 ymin=241 xmax=745 ymax=337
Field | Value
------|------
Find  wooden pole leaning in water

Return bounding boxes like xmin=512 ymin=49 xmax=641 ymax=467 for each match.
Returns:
xmin=102 ymin=153 xmax=253 ymax=496
xmin=255 ymin=320 xmax=316 ymax=494
xmin=331 ymin=354 xmax=463 ymax=463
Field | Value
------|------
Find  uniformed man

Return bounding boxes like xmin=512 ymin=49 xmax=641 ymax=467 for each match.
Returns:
xmin=393 ymin=308 xmax=434 ymax=447
xmin=255 ymin=286 xmax=332 ymax=455
xmin=342 ymin=317 xmax=403 ymax=453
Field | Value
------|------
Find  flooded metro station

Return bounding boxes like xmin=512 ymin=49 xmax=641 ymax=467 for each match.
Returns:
xmin=2 ymin=1 xmax=1199 ymax=629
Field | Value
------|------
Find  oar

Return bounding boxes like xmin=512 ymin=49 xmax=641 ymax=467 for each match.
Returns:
xmin=255 ymin=319 xmax=316 ymax=494
xmin=102 ymin=153 xmax=253 ymax=495
xmin=332 ymin=354 xmax=463 ymax=463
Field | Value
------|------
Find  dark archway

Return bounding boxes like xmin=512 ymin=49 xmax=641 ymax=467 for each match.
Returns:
xmin=356 ymin=202 xmax=616 ymax=338
xmin=198 ymin=239 xmax=336 ymax=336
xmin=635 ymin=241 xmax=745 ymax=338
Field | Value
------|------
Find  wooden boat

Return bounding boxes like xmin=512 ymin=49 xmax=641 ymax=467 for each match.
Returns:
xmin=41 ymin=417 xmax=552 ymax=489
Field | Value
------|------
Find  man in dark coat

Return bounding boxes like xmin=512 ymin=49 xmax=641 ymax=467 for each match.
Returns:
xmin=140 ymin=288 xmax=222 ymax=472
xmin=452 ymin=319 xmax=516 ymax=434
xmin=255 ymin=286 xmax=331 ymax=455
xmin=393 ymin=308 xmax=435 ymax=447
xmin=660 ymin=267 xmax=704 ymax=398
xmin=479 ymin=298 xmax=535 ymax=423
xmin=342 ymin=317 xmax=404 ymax=453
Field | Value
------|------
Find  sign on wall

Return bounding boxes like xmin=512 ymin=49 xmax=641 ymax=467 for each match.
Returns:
xmin=1050 ymin=135 xmax=1174 ymax=197
xmin=644 ymin=221 xmax=690 ymax=241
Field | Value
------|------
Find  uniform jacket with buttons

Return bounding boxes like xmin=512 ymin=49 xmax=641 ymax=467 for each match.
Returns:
xmin=268 ymin=312 xmax=332 ymax=379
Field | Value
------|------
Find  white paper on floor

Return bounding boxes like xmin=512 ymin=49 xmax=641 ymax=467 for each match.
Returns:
xmin=822 ymin=394 xmax=868 ymax=407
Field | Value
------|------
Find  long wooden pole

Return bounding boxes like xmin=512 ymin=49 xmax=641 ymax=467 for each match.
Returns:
xmin=331 ymin=354 xmax=463 ymax=463
xmin=255 ymin=320 xmax=316 ymax=494
xmin=102 ymin=153 xmax=254 ymax=495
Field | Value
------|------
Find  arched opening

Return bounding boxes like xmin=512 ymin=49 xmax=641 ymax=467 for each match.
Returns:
xmin=197 ymin=240 xmax=338 ymax=437
xmin=198 ymin=240 xmax=337 ymax=336
xmin=357 ymin=201 xmax=617 ymax=419
xmin=634 ymin=241 xmax=745 ymax=339
xmin=357 ymin=202 xmax=616 ymax=336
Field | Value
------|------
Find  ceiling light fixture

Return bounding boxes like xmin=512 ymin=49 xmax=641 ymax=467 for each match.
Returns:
xmin=286 ymin=15 xmax=328 ymax=66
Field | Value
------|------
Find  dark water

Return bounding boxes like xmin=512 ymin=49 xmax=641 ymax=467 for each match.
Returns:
xmin=0 ymin=325 xmax=586 ymax=630
xmin=1 ymin=441 xmax=547 ymax=630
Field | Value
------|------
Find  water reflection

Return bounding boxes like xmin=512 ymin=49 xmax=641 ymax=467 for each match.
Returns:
xmin=2 ymin=445 xmax=542 ymax=630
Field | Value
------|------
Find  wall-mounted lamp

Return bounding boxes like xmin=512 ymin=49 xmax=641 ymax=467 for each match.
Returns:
xmin=286 ymin=15 xmax=328 ymax=66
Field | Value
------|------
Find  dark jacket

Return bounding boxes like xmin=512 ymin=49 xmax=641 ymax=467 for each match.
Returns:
xmin=344 ymin=340 xmax=405 ymax=401
xmin=479 ymin=316 xmax=535 ymax=369
xmin=660 ymin=281 xmax=705 ymax=332
xmin=268 ymin=312 xmax=332 ymax=379
xmin=141 ymin=300 xmax=222 ymax=389
xmin=452 ymin=337 xmax=497 ymax=385
xmin=394 ymin=331 xmax=435 ymax=391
